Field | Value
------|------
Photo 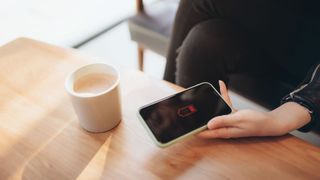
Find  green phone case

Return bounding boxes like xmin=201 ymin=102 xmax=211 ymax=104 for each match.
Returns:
xmin=137 ymin=82 xmax=232 ymax=148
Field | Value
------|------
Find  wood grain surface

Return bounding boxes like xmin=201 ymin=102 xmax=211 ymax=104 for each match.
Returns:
xmin=0 ymin=38 xmax=319 ymax=180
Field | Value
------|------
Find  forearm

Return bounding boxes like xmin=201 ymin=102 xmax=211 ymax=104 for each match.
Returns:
xmin=268 ymin=102 xmax=311 ymax=133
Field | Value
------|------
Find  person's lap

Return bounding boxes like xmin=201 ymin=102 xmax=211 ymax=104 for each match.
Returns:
xmin=175 ymin=19 xmax=273 ymax=89
xmin=165 ymin=0 xmax=299 ymax=88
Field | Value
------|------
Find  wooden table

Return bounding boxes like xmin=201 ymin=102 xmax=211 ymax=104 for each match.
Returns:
xmin=0 ymin=38 xmax=319 ymax=180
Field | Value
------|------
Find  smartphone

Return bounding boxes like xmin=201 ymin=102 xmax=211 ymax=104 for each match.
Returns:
xmin=137 ymin=82 xmax=232 ymax=148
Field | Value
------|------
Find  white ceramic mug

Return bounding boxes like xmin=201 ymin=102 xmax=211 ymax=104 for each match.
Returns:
xmin=65 ymin=63 xmax=121 ymax=132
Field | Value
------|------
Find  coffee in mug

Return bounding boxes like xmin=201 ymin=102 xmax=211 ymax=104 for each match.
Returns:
xmin=73 ymin=73 xmax=117 ymax=95
xmin=65 ymin=63 xmax=121 ymax=132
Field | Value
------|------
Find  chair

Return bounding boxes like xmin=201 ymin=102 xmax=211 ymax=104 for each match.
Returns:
xmin=128 ymin=0 xmax=179 ymax=70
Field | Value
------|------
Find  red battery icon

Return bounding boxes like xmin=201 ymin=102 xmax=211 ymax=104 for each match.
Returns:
xmin=177 ymin=105 xmax=197 ymax=117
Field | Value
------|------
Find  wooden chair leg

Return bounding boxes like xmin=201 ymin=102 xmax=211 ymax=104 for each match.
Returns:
xmin=138 ymin=46 xmax=144 ymax=71
xmin=136 ymin=0 xmax=144 ymax=12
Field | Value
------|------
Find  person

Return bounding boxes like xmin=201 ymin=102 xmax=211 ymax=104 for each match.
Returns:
xmin=163 ymin=0 xmax=320 ymax=138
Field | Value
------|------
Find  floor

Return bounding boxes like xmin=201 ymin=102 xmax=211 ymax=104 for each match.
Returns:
xmin=78 ymin=22 xmax=320 ymax=147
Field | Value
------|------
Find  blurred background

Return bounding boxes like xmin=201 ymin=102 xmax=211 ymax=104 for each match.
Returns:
xmin=1 ymin=0 xmax=165 ymax=78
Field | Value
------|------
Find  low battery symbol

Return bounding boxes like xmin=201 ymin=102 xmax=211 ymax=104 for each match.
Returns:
xmin=177 ymin=105 xmax=197 ymax=117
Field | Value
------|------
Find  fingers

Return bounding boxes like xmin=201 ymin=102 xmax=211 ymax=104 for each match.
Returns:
xmin=219 ymin=80 xmax=232 ymax=107
xmin=198 ymin=128 xmax=230 ymax=138
xmin=207 ymin=114 xmax=238 ymax=129
xmin=198 ymin=127 xmax=243 ymax=139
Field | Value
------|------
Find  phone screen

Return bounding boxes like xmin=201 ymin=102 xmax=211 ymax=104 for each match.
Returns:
xmin=139 ymin=83 xmax=232 ymax=144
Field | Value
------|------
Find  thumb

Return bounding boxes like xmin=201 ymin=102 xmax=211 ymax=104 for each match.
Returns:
xmin=219 ymin=80 xmax=232 ymax=107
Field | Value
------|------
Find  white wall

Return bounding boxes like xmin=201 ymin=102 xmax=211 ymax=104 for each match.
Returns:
xmin=0 ymin=0 xmax=156 ymax=47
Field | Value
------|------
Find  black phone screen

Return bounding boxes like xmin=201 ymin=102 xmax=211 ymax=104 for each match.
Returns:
xmin=139 ymin=83 xmax=232 ymax=144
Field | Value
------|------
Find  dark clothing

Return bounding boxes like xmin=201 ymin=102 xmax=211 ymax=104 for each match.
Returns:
xmin=164 ymin=0 xmax=320 ymax=87
xmin=164 ymin=0 xmax=320 ymax=131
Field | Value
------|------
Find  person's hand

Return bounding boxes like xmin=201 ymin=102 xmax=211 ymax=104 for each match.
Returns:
xmin=197 ymin=81 xmax=305 ymax=139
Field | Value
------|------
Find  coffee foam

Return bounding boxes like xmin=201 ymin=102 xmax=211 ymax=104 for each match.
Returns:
xmin=73 ymin=73 xmax=117 ymax=95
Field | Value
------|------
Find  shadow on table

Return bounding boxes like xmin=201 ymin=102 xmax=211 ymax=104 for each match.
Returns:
xmin=21 ymin=121 xmax=111 ymax=180
xmin=0 ymin=100 xmax=110 ymax=180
